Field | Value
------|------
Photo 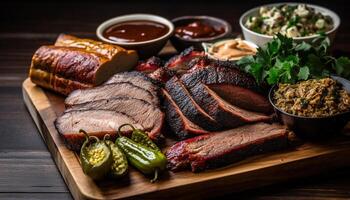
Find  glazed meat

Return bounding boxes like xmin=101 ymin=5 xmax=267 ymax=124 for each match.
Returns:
xmin=55 ymin=110 xmax=143 ymax=151
xmin=66 ymin=97 xmax=164 ymax=140
xmin=65 ymin=82 xmax=159 ymax=107
xmin=30 ymin=46 xmax=107 ymax=95
xmin=104 ymin=71 xmax=159 ymax=98
xmin=162 ymin=89 xmax=209 ymax=139
xmin=54 ymin=34 xmax=137 ymax=60
xmin=166 ymin=123 xmax=294 ymax=172
xmin=165 ymin=76 xmax=221 ymax=131
xmin=30 ymin=34 xmax=138 ymax=96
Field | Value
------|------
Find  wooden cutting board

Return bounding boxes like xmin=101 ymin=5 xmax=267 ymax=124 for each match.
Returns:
xmin=22 ymin=78 xmax=350 ymax=200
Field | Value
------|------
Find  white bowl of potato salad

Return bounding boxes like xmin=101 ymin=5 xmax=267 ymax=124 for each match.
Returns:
xmin=240 ymin=3 xmax=340 ymax=47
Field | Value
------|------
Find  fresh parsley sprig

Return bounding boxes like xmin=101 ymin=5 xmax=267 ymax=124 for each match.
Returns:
xmin=237 ymin=33 xmax=350 ymax=85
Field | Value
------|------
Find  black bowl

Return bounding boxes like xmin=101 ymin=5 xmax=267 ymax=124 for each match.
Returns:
xmin=170 ymin=16 xmax=232 ymax=52
xmin=268 ymin=76 xmax=350 ymax=139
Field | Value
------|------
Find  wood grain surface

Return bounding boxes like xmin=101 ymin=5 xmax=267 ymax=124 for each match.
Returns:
xmin=21 ymin=78 xmax=350 ymax=199
xmin=2 ymin=0 xmax=350 ymax=199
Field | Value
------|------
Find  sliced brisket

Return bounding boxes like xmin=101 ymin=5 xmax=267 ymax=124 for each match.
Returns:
xmin=66 ymin=97 xmax=164 ymax=140
xmin=162 ymin=89 xmax=209 ymax=139
xmin=209 ymin=84 xmax=272 ymax=114
xmin=181 ymin=64 xmax=272 ymax=114
xmin=55 ymin=110 xmax=143 ymax=151
xmin=104 ymin=71 xmax=159 ymax=98
xmin=65 ymin=82 xmax=158 ymax=107
xmin=165 ymin=47 xmax=205 ymax=75
xmin=185 ymin=82 xmax=271 ymax=128
xmin=165 ymin=76 xmax=221 ymax=131
xmin=166 ymin=123 xmax=293 ymax=172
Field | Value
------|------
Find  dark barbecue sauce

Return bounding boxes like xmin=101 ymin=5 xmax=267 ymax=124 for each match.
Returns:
xmin=175 ymin=21 xmax=225 ymax=39
xmin=103 ymin=20 xmax=169 ymax=43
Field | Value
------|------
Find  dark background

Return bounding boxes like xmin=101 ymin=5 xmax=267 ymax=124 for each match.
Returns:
xmin=1 ymin=0 xmax=350 ymax=199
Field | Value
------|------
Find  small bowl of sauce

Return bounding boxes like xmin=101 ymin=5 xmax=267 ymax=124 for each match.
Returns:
xmin=170 ymin=16 xmax=232 ymax=52
xmin=97 ymin=14 xmax=174 ymax=58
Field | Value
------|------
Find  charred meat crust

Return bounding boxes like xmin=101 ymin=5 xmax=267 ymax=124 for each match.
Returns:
xmin=181 ymin=63 xmax=259 ymax=92
xmin=185 ymin=82 xmax=271 ymax=128
xmin=162 ymin=89 xmax=209 ymax=139
xmin=166 ymin=123 xmax=294 ymax=172
xmin=165 ymin=76 xmax=222 ymax=131
xmin=165 ymin=47 xmax=205 ymax=74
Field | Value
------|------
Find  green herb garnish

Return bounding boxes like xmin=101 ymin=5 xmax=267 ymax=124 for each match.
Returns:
xmin=237 ymin=33 xmax=350 ymax=85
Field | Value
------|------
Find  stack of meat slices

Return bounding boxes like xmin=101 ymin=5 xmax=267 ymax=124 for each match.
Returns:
xmin=55 ymin=71 xmax=164 ymax=151
xmin=163 ymin=58 xmax=273 ymax=139
xmin=163 ymin=58 xmax=298 ymax=172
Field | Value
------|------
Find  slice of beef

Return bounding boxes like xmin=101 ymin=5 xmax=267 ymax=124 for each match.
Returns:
xmin=66 ymin=97 xmax=164 ymax=140
xmin=135 ymin=56 xmax=164 ymax=73
xmin=104 ymin=71 xmax=159 ymax=98
xmin=165 ymin=47 xmax=205 ymax=75
xmin=165 ymin=76 xmax=221 ymax=131
xmin=65 ymin=82 xmax=158 ymax=107
xmin=208 ymin=84 xmax=272 ymax=114
xmin=148 ymin=67 xmax=176 ymax=86
xmin=181 ymin=63 xmax=258 ymax=90
xmin=162 ymin=89 xmax=209 ymax=139
xmin=181 ymin=64 xmax=272 ymax=114
xmin=166 ymin=123 xmax=294 ymax=172
xmin=55 ymin=110 xmax=143 ymax=151
xmin=186 ymin=82 xmax=271 ymax=128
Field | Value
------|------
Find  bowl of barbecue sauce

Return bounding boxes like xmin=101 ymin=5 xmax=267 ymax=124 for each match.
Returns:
xmin=97 ymin=14 xmax=174 ymax=58
xmin=170 ymin=16 xmax=232 ymax=52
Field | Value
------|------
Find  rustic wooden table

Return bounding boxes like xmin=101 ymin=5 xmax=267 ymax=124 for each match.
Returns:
xmin=1 ymin=0 xmax=350 ymax=199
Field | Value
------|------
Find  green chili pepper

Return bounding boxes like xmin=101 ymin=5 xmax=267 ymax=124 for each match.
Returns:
xmin=79 ymin=130 xmax=112 ymax=180
xmin=116 ymin=125 xmax=167 ymax=183
xmin=120 ymin=124 xmax=160 ymax=151
xmin=104 ymin=135 xmax=128 ymax=178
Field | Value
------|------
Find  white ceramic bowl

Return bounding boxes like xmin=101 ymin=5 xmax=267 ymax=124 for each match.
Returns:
xmin=97 ymin=14 xmax=174 ymax=58
xmin=239 ymin=3 xmax=340 ymax=47
xmin=202 ymin=38 xmax=258 ymax=61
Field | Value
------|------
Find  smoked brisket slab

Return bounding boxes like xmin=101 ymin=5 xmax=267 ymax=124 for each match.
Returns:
xmin=162 ymin=89 xmax=209 ymax=139
xmin=65 ymin=82 xmax=159 ymax=107
xmin=181 ymin=64 xmax=272 ymax=114
xmin=55 ymin=110 xmax=143 ymax=151
xmin=185 ymin=82 xmax=271 ymax=128
xmin=166 ymin=123 xmax=293 ymax=172
xmin=104 ymin=71 xmax=159 ymax=98
xmin=165 ymin=76 xmax=221 ymax=131
xmin=66 ymin=97 xmax=164 ymax=140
